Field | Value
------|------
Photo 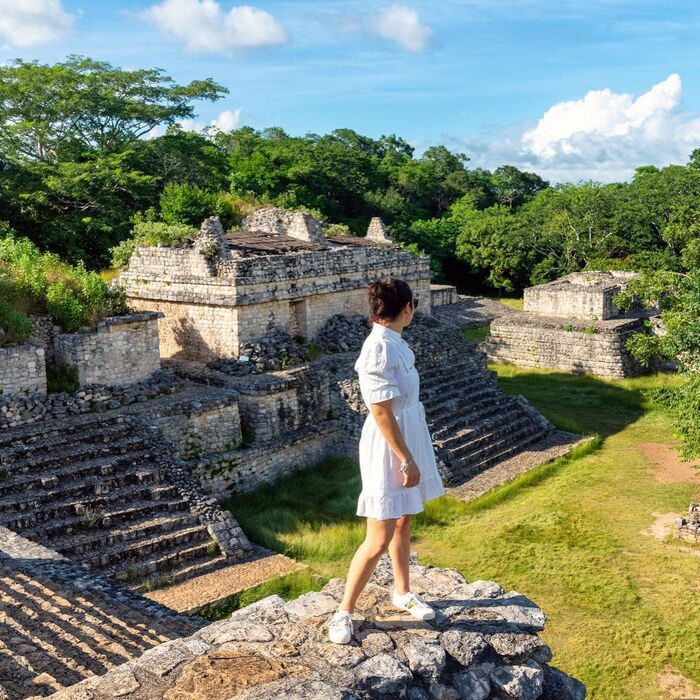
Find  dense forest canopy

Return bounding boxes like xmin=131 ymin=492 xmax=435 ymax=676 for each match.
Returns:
xmin=2 ymin=55 xmax=700 ymax=296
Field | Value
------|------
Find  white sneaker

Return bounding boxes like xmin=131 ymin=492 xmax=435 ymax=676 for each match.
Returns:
xmin=392 ymin=590 xmax=435 ymax=621
xmin=328 ymin=610 xmax=354 ymax=644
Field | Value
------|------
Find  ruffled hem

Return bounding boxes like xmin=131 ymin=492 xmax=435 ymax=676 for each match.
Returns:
xmin=356 ymin=473 xmax=445 ymax=520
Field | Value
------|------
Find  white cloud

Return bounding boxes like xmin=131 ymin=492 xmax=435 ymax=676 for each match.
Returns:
xmin=162 ymin=107 xmax=243 ymax=135
xmin=210 ymin=108 xmax=242 ymax=131
xmin=454 ymin=74 xmax=700 ymax=183
xmin=371 ymin=5 xmax=432 ymax=52
xmin=144 ymin=0 xmax=286 ymax=54
xmin=0 ymin=0 xmax=75 ymax=47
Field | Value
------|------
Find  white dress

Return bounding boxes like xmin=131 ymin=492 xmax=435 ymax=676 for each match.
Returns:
xmin=354 ymin=322 xmax=445 ymax=520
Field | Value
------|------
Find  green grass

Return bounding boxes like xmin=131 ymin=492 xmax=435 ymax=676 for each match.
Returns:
xmin=487 ymin=295 xmax=524 ymax=311
xmin=462 ymin=325 xmax=490 ymax=344
xmin=224 ymin=367 xmax=699 ymax=700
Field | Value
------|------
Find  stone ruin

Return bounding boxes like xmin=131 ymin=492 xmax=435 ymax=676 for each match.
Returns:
xmin=117 ymin=209 xmax=419 ymax=360
xmin=482 ymin=271 xmax=657 ymax=378
xmin=675 ymin=502 xmax=700 ymax=544
xmin=46 ymin=555 xmax=586 ymax=700
xmin=0 ymin=207 xmax=586 ymax=698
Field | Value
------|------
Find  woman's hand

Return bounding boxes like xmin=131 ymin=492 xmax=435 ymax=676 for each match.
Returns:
xmin=402 ymin=462 xmax=421 ymax=488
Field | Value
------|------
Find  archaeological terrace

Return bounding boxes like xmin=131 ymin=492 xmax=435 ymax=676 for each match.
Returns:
xmin=0 ymin=208 xmax=586 ymax=698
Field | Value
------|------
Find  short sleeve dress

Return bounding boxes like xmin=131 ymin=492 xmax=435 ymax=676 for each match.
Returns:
xmin=354 ymin=322 xmax=445 ymax=520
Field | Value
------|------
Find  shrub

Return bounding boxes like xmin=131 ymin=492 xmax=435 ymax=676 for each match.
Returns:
xmin=0 ymin=297 xmax=33 ymax=345
xmin=325 ymin=223 xmax=351 ymax=237
xmin=160 ymin=183 xmax=220 ymax=227
xmin=0 ymin=230 xmax=128 ymax=332
xmin=110 ymin=218 xmax=196 ymax=268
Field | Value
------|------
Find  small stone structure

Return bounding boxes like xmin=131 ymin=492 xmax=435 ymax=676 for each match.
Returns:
xmin=0 ymin=341 xmax=46 ymax=396
xmin=524 ymin=271 xmax=638 ymax=320
xmin=49 ymin=556 xmax=586 ymax=700
xmin=675 ymin=502 xmax=700 ymax=544
xmin=430 ymin=283 xmax=458 ymax=307
xmin=482 ymin=272 xmax=654 ymax=378
xmin=53 ymin=311 xmax=163 ymax=387
xmin=116 ymin=208 xmax=432 ymax=360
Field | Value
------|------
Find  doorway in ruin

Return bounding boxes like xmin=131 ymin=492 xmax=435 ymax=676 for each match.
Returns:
xmin=289 ymin=299 xmax=308 ymax=341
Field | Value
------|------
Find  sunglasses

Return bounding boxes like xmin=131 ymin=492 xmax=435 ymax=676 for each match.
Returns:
xmin=411 ymin=296 xmax=419 ymax=309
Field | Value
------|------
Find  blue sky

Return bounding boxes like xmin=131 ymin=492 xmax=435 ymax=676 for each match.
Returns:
xmin=2 ymin=0 xmax=700 ymax=182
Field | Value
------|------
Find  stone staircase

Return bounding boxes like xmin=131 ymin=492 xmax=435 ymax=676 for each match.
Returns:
xmin=0 ymin=412 xmax=231 ymax=592
xmin=417 ymin=349 xmax=554 ymax=484
xmin=431 ymin=295 xmax=517 ymax=329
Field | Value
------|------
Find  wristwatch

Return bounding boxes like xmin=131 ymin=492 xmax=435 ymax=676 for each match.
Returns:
xmin=400 ymin=457 xmax=415 ymax=473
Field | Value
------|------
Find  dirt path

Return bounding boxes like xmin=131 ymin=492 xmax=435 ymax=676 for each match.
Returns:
xmin=635 ymin=442 xmax=700 ymax=486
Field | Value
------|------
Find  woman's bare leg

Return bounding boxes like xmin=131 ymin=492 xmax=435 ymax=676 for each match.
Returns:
xmin=339 ymin=517 xmax=396 ymax=613
xmin=388 ymin=514 xmax=411 ymax=595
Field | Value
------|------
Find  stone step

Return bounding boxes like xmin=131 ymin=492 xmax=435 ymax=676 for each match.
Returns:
xmin=1 ymin=432 xmax=150 ymax=472
xmin=420 ymin=371 xmax=496 ymax=398
xmin=78 ymin=523 xmax=213 ymax=570
xmin=443 ymin=413 xmax=538 ymax=461
xmin=0 ymin=463 xmax=167 ymax=514
xmin=0 ymin=482 xmax=180 ymax=526
xmin=427 ymin=394 xmax=511 ymax=433
xmin=0 ymin=412 xmax=132 ymax=450
xmin=417 ymin=363 xmax=488 ymax=384
xmin=0 ymin=447 xmax=157 ymax=493
xmin=0 ymin=418 xmax=138 ymax=459
xmin=434 ymin=405 xmax=529 ymax=449
xmin=103 ymin=540 xmax=224 ymax=587
xmin=49 ymin=512 xmax=203 ymax=557
xmin=19 ymin=498 xmax=195 ymax=540
xmin=422 ymin=383 xmax=501 ymax=415
xmin=450 ymin=424 xmax=549 ymax=480
xmin=130 ymin=553 xmax=230 ymax=593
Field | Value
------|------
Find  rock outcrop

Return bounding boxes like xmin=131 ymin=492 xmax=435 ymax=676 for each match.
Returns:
xmin=51 ymin=557 xmax=586 ymax=699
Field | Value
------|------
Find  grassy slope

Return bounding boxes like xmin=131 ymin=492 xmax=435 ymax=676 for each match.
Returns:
xmin=225 ymin=367 xmax=699 ymax=699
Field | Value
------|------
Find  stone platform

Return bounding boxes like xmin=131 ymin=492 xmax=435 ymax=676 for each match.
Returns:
xmin=481 ymin=311 xmax=652 ymax=378
xmin=145 ymin=547 xmax=307 ymax=615
xmin=49 ymin=557 xmax=586 ymax=700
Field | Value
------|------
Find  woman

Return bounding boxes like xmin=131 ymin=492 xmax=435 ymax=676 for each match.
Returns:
xmin=328 ymin=277 xmax=445 ymax=645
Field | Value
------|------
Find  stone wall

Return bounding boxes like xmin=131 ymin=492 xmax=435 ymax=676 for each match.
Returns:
xmin=28 ymin=314 xmax=60 ymax=364
xmin=54 ymin=312 xmax=164 ymax=386
xmin=483 ymin=314 xmax=644 ymax=378
xmin=193 ymin=422 xmax=341 ymax=498
xmin=118 ymin=226 xmax=432 ymax=356
xmin=236 ymin=365 xmax=332 ymax=443
xmin=430 ymin=284 xmax=458 ymax=307
xmin=155 ymin=400 xmax=243 ymax=459
xmin=0 ymin=342 xmax=46 ymax=397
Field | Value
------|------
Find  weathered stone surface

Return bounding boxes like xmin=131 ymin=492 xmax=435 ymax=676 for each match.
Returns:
xmin=440 ymin=629 xmax=488 ymax=666
xmin=490 ymin=661 xmax=544 ymax=699
xmin=354 ymin=653 xmax=413 ymax=695
xmin=541 ymin=664 xmax=587 ymax=700
xmin=48 ymin=560 xmax=585 ymax=700
xmin=675 ymin=501 xmax=700 ymax=543
xmin=452 ymin=666 xmax=492 ymax=699
xmin=401 ymin=637 xmax=447 ymax=680
xmin=284 ymin=591 xmax=339 ymax=620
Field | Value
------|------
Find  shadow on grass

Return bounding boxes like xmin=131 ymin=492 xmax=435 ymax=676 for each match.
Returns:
xmin=492 ymin=366 xmax=667 ymax=438
xmin=224 ymin=456 xmax=362 ymax=558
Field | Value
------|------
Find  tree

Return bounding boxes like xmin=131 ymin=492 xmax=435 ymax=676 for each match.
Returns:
xmin=0 ymin=56 xmax=227 ymax=267
xmin=617 ymin=271 xmax=700 ymax=459
xmin=489 ymin=165 xmax=548 ymax=211
xmin=0 ymin=55 xmax=226 ymax=162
